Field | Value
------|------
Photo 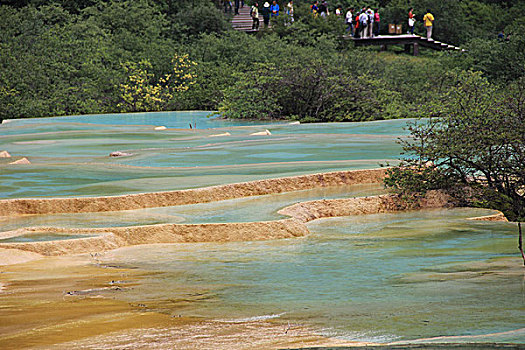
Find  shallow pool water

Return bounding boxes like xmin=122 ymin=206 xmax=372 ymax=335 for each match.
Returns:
xmin=0 ymin=112 xmax=407 ymax=199
xmin=1 ymin=112 xmax=523 ymax=347
xmin=98 ymin=208 xmax=523 ymax=343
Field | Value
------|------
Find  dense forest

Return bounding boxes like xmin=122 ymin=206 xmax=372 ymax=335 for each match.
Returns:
xmin=0 ymin=0 xmax=524 ymax=121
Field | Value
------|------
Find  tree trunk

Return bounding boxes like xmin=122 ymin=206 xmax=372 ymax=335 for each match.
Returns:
xmin=519 ymin=222 xmax=525 ymax=266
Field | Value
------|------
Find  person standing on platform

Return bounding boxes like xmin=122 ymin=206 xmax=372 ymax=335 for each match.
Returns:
xmin=318 ymin=1 xmax=328 ymax=17
xmin=286 ymin=1 xmax=294 ymax=23
xmin=345 ymin=7 xmax=354 ymax=36
xmin=366 ymin=7 xmax=374 ymax=38
xmin=270 ymin=0 xmax=279 ymax=17
xmin=373 ymin=8 xmax=380 ymax=36
xmin=423 ymin=9 xmax=434 ymax=39
xmin=234 ymin=0 xmax=240 ymax=15
xmin=261 ymin=2 xmax=271 ymax=27
xmin=407 ymin=8 xmax=415 ymax=34
xmin=359 ymin=9 xmax=368 ymax=38
xmin=311 ymin=1 xmax=319 ymax=17
xmin=354 ymin=12 xmax=360 ymax=37
xmin=224 ymin=0 xmax=232 ymax=13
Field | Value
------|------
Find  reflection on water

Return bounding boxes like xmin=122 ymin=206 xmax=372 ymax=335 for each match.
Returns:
xmin=94 ymin=208 xmax=523 ymax=344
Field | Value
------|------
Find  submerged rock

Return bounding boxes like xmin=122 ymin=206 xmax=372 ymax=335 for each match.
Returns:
xmin=209 ymin=132 xmax=231 ymax=137
xmin=0 ymin=151 xmax=11 ymax=158
xmin=250 ymin=129 xmax=271 ymax=136
xmin=467 ymin=212 xmax=508 ymax=222
xmin=9 ymin=157 xmax=30 ymax=165
xmin=109 ymin=151 xmax=133 ymax=157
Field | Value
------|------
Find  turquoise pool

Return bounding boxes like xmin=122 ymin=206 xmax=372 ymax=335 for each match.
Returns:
xmin=1 ymin=112 xmax=522 ymax=346
xmin=0 ymin=112 xmax=406 ymax=198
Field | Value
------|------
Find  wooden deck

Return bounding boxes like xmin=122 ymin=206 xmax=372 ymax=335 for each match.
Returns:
xmin=231 ymin=9 xmax=464 ymax=55
xmin=348 ymin=34 xmax=465 ymax=55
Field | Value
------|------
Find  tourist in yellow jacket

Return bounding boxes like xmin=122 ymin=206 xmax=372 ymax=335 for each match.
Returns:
xmin=423 ymin=9 xmax=434 ymax=39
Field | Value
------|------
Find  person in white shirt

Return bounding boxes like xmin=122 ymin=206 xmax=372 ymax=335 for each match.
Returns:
xmin=286 ymin=1 xmax=294 ymax=23
xmin=345 ymin=8 xmax=354 ymax=36
xmin=359 ymin=9 xmax=368 ymax=38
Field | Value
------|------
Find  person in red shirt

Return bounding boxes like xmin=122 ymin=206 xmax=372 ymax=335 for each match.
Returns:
xmin=373 ymin=8 xmax=380 ymax=36
xmin=354 ymin=14 xmax=360 ymax=38
xmin=407 ymin=7 xmax=415 ymax=34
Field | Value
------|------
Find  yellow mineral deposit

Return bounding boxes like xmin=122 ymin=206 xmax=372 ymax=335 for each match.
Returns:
xmin=0 ymin=169 xmax=390 ymax=216
xmin=467 ymin=212 xmax=508 ymax=222
xmin=0 ymin=169 xmax=459 ymax=258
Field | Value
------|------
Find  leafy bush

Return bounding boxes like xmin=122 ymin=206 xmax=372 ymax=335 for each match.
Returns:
xmin=384 ymin=71 xmax=525 ymax=221
xmin=217 ymin=56 xmax=404 ymax=122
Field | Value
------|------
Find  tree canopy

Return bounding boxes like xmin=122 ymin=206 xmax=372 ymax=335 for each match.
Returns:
xmin=0 ymin=0 xmax=524 ymax=121
xmin=385 ymin=71 xmax=524 ymax=220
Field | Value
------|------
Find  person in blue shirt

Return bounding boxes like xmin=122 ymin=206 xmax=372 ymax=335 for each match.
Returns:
xmin=270 ymin=0 xmax=279 ymax=17
xmin=311 ymin=1 xmax=319 ymax=16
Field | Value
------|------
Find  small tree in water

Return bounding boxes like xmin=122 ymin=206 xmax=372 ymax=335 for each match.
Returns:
xmin=384 ymin=71 xmax=525 ymax=265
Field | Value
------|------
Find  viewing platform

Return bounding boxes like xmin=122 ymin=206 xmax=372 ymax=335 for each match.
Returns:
xmin=347 ymin=34 xmax=465 ymax=55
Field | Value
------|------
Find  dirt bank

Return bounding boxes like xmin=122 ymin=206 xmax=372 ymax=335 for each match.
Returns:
xmin=0 ymin=169 xmax=459 ymax=258
xmin=0 ymin=191 xmax=451 ymax=257
xmin=467 ymin=212 xmax=508 ymax=222
xmin=278 ymin=190 xmax=451 ymax=223
xmin=0 ymin=168 xmax=388 ymax=216
xmin=0 ymin=218 xmax=309 ymax=256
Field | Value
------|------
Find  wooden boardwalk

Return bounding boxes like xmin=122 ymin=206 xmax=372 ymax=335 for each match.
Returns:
xmin=349 ymin=34 xmax=465 ymax=55
xmin=230 ymin=9 xmax=463 ymax=55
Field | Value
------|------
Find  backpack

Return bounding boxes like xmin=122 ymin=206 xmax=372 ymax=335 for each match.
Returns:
xmin=360 ymin=15 xmax=368 ymax=27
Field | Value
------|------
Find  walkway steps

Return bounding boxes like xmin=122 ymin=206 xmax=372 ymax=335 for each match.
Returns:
xmin=231 ymin=5 xmax=270 ymax=32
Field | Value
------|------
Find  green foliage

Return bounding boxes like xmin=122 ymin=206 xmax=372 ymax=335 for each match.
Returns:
xmin=1 ymin=0 xmax=524 ymax=121
xmin=464 ymin=25 xmax=525 ymax=83
xmin=170 ymin=1 xmax=228 ymax=38
xmin=385 ymin=71 xmax=525 ymax=221
xmin=118 ymin=54 xmax=197 ymax=112
xmin=219 ymin=63 xmax=282 ymax=120
xmin=217 ymin=55 xmax=388 ymax=122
